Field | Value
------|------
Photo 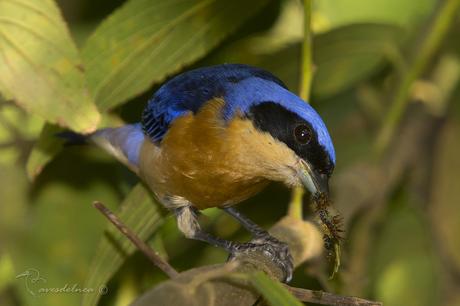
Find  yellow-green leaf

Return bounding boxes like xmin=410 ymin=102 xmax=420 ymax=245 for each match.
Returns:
xmin=313 ymin=23 xmax=404 ymax=97
xmin=0 ymin=0 xmax=100 ymax=132
xmin=313 ymin=0 xmax=436 ymax=33
xmin=26 ymin=123 xmax=64 ymax=181
xmin=82 ymin=0 xmax=269 ymax=111
xmin=250 ymin=272 xmax=303 ymax=306
xmin=3 ymin=157 xmax=124 ymax=306
xmin=0 ymin=254 xmax=14 ymax=292
xmin=26 ymin=113 xmax=125 ymax=181
xmin=82 ymin=183 xmax=166 ymax=306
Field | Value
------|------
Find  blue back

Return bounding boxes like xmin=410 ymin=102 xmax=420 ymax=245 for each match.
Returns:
xmin=142 ymin=64 xmax=286 ymax=141
xmin=142 ymin=64 xmax=335 ymax=164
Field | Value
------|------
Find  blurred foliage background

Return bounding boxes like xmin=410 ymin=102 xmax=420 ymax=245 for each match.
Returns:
xmin=1 ymin=0 xmax=460 ymax=305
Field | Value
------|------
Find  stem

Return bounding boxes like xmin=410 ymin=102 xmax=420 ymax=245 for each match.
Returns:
xmin=93 ymin=201 xmax=179 ymax=278
xmin=299 ymin=0 xmax=313 ymax=101
xmin=288 ymin=187 xmax=305 ymax=219
xmin=374 ymin=0 xmax=460 ymax=155
xmin=288 ymin=0 xmax=312 ymax=219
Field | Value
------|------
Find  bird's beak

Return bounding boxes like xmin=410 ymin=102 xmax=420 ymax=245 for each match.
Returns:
xmin=298 ymin=159 xmax=329 ymax=196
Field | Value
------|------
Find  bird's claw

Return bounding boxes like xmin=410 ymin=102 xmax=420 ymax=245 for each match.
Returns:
xmin=228 ymin=235 xmax=293 ymax=282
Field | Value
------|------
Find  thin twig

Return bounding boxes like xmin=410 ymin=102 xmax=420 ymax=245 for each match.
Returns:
xmin=285 ymin=285 xmax=382 ymax=306
xmin=93 ymin=201 xmax=179 ymax=278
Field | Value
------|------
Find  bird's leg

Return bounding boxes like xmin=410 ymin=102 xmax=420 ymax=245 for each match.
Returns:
xmin=223 ymin=206 xmax=293 ymax=282
xmin=173 ymin=205 xmax=234 ymax=251
xmin=173 ymin=204 xmax=293 ymax=282
xmin=164 ymin=196 xmax=234 ymax=251
xmin=222 ymin=206 xmax=268 ymax=238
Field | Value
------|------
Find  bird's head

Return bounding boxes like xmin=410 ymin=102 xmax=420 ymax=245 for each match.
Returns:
xmin=244 ymin=99 xmax=334 ymax=196
xmin=142 ymin=64 xmax=335 ymax=197
xmin=220 ymin=66 xmax=336 ymax=197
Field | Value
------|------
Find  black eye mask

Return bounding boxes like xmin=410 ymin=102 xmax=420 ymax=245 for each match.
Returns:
xmin=248 ymin=102 xmax=334 ymax=177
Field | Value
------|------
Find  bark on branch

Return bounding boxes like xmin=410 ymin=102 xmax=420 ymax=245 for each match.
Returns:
xmin=125 ymin=216 xmax=381 ymax=306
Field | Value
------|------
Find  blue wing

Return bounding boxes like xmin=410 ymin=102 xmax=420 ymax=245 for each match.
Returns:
xmin=141 ymin=64 xmax=286 ymax=143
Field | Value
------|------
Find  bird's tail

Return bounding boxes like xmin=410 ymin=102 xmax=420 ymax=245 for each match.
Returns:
xmin=56 ymin=130 xmax=89 ymax=146
xmin=57 ymin=124 xmax=145 ymax=175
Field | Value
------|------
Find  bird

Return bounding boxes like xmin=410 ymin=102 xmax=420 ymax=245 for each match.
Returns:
xmin=73 ymin=64 xmax=336 ymax=282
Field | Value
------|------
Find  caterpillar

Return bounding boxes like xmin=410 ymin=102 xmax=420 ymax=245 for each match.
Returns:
xmin=312 ymin=192 xmax=344 ymax=278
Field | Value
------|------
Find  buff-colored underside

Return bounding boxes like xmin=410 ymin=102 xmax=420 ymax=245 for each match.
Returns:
xmin=139 ymin=98 xmax=299 ymax=210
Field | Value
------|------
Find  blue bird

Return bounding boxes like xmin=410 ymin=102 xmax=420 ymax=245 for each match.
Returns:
xmin=83 ymin=64 xmax=335 ymax=281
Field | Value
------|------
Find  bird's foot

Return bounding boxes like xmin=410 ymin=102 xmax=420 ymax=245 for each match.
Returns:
xmin=228 ymin=235 xmax=293 ymax=282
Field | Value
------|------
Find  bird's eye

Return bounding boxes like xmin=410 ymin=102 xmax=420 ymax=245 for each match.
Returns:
xmin=294 ymin=124 xmax=312 ymax=144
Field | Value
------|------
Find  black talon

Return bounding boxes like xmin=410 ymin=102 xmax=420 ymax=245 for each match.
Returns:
xmin=179 ymin=205 xmax=294 ymax=282
xmin=228 ymin=235 xmax=294 ymax=282
xmin=222 ymin=207 xmax=293 ymax=282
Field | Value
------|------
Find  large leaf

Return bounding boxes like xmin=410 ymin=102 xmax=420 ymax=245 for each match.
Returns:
xmin=313 ymin=0 xmax=436 ymax=32
xmin=82 ymin=183 xmax=166 ymax=306
xmin=26 ymin=123 xmax=64 ymax=181
xmin=26 ymin=113 xmax=124 ymax=181
xmin=249 ymin=272 xmax=303 ymax=306
xmin=312 ymin=23 xmax=404 ymax=97
xmin=208 ymin=23 xmax=404 ymax=98
xmin=0 ymin=87 xmax=12 ymax=101
xmin=0 ymin=99 xmax=43 ymax=165
xmin=4 ymin=154 xmax=125 ymax=306
xmin=82 ymin=0 xmax=269 ymax=111
xmin=0 ymin=0 xmax=100 ymax=132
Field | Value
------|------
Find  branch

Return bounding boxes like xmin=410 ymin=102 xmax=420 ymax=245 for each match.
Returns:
xmin=93 ymin=201 xmax=179 ymax=278
xmin=128 ymin=216 xmax=381 ymax=306
xmin=286 ymin=286 xmax=382 ymax=306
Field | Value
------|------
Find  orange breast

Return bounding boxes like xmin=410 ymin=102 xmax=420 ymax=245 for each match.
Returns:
xmin=139 ymin=99 xmax=270 ymax=210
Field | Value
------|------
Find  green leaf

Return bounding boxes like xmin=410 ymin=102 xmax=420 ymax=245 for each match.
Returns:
xmin=26 ymin=123 xmax=64 ymax=181
xmin=313 ymin=23 xmax=404 ymax=97
xmin=0 ymin=87 xmax=12 ymax=101
xmin=0 ymin=0 xmax=100 ymax=132
xmin=82 ymin=183 xmax=166 ymax=306
xmin=372 ymin=203 xmax=440 ymax=306
xmin=0 ymin=253 xmax=14 ymax=292
xmin=0 ymin=100 xmax=43 ymax=165
xmin=82 ymin=0 xmax=269 ymax=111
xmin=3 ymin=155 xmax=125 ymax=306
xmin=249 ymin=272 xmax=303 ymax=306
xmin=26 ymin=113 xmax=125 ymax=181
xmin=314 ymin=0 xmax=436 ymax=32
xmin=207 ymin=23 xmax=404 ymax=98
